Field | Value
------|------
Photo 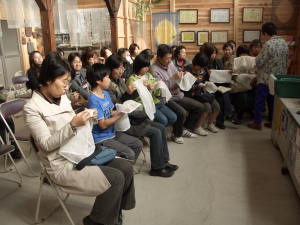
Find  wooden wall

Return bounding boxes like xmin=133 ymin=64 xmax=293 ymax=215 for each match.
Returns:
xmin=150 ymin=0 xmax=299 ymax=60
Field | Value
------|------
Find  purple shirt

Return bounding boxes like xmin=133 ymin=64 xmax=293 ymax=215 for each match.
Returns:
xmin=150 ymin=61 xmax=184 ymax=100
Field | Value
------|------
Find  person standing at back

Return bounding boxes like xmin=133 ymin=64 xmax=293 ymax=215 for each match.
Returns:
xmin=248 ymin=22 xmax=289 ymax=130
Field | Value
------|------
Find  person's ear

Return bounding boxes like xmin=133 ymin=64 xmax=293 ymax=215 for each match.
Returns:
xmin=96 ymin=80 xmax=102 ymax=85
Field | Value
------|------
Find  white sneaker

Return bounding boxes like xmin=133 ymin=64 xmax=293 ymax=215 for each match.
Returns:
xmin=194 ymin=127 xmax=209 ymax=136
xmin=182 ymin=129 xmax=198 ymax=138
xmin=207 ymin=123 xmax=219 ymax=133
xmin=173 ymin=136 xmax=184 ymax=144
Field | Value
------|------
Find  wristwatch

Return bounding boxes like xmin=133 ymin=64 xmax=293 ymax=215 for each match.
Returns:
xmin=70 ymin=123 xmax=77 ymax=133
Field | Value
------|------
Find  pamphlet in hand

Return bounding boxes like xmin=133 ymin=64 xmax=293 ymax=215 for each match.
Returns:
xmin=209 ymin=70 xmax=232 ymax=83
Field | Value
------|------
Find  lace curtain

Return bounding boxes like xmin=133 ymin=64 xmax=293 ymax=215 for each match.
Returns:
xmin=66 ymin=8 xmax=111 ymax=47
xmin=2 ymin=0 xmax=41 ymax=28
xmin=54 ymin=0 xmax=111 ymax=47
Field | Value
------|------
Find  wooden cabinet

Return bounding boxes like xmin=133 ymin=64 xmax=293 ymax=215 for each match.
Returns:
xmin=272 ymin=96 xmax=300 ymax=196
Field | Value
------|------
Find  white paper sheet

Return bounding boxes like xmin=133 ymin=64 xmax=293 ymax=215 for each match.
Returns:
xmin=177 ymin=72 xmax=197 ymax=91
xmin=209 ymin=70 xmax=232 ymax=83
xmin=114 ymin=100 xmax=141 ymax=131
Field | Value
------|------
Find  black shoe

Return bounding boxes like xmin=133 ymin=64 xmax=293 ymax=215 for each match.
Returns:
xmin=264 ymin=122 xmax=272 ymax=128
xmin=216 ymin=123 xmax=226 ymax=129
xmin=165 ymin=162 xmax=179 ymax=171
xmin=83 ymin=216 xmax=104 ymax=225
xmin=149 ymin=167 xmax=174 ymax=177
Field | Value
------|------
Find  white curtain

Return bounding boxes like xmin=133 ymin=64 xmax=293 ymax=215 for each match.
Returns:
xmin=66 ymin=8 xmax=111 ymax=47
xmin=54 ymin=0 xmax=77 ymax=34
xmin=2 ymin=0 xmax=41 ymax=29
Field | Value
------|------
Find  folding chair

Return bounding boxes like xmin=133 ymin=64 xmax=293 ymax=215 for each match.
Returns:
xmin=11 ymin=75 xmax=29 ymax=91
xmin=0 ymin=98 xmax=36 ymax=176
xmin=0 ymin=136 xmax=22 ymax=187
xmin=35 ymin=162 xmax=75 ymax=225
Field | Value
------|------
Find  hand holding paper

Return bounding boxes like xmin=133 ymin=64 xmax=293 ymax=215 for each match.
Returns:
xmin=114 ymin=100 xmax=141 ymax=131
xmin=177 ymin=72 xmax=197 ymax=91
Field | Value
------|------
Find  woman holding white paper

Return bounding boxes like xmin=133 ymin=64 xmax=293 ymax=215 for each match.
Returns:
xmin=24 ymin=52 xmax=136 ymax=225
xmin=201 ymin=43 xmax=232 ymax=129
xmin=126 ymin=54 xmax=177 ymax=127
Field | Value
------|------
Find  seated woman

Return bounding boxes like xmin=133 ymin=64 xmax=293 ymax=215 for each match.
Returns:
xmin=249 ymin=39 xmax=262 ymax=57
xmin=117 ymin=48 xmax=133 ymax=80
xmin=129 ymin=43 xmax=140 ymax=63
xmin=106 ymin=54 xmax=178 ymax=177
xmin=172 ymin=45 xmax=191 ymax=71
xmin=68 ymin=53 xmax=90 ymax=106
xmin=126 ymin=54 xmax=177 ymax=127
xmin=222 ymin=43 xmax=234 ymax=70
xmin=230 ymin=45 xmax=256 ymax=124
xmin=201 ymin=43 xmax=232 ymax=129
xmin=24 ymin=52 xmax=135 ymax=225
xmin=86 ymin=63 xmax=142 ymax=162
xmin=26 ymin=51 xmax=43 ymax=91
xmin=100 ymin=46 xmax=112 ymax=63
xmin=81 ymin=48 xmax=99 ymax=69
xmin=185 ymin=53 xmax=220 ymax=133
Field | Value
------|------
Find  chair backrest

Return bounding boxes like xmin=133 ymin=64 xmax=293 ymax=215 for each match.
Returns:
xmin=11 ymin=75 xmax=29 ymax=85
xmin=0 ymin=99 xmax=26 ymax=119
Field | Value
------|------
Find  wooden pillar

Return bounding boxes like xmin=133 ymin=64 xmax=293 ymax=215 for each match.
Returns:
xmin=35 ymin=0 xmax=56 ymax=54
xmin=233 ymin=0 xmax=239 ymax=43
xmin=124 ymin=0 xmax=130 ymax=47
xmin=170 ymin=0 xmax=175 ymax=12
xmin=295 ymin=9 xmax=300 ymax=74
xmin=104 ymin=0 xmax=121 ymax=52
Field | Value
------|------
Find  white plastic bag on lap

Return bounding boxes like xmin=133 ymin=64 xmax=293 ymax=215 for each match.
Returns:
xmin=59 ymin=121 xmax=94 ymax=164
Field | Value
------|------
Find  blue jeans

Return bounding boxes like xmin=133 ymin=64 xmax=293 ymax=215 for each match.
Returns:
xmin=154 ymin=103 xmax=177 ymax=126
xmin=254 ymin=83 xmax=274 ymax=124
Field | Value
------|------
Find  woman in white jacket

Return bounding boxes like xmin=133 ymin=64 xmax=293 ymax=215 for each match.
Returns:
xmin=24 ymin=52 xmax=135 ymax=225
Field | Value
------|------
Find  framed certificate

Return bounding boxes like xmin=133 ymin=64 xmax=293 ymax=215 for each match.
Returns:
xmin=197 ymin=31 xmax=209 ymax=46
xmin=243 ymin=7 xmax=263 ymax=22
xmin=179 ymin=9 xmax=198 ymax=24
xmin=211 ymin=31 xmax=228 ymax=43
xmin=210 ymin=8 xmax=230 ymax=23
xmin=181 ymin=31 xmax=195 ymax=43
xmin=243 ymin=30 xmax=261 ymax=43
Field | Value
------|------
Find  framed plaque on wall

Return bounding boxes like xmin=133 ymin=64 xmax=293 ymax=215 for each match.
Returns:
xmin=181 ymin=31 xmax=195 ymax=43
xmin=179 ymin=9 xmax=198 ymax=24
xmin=243 ymin=8 xmax=263 ymax=23
xmin=210 ymin=8 xmax=230 ymax=23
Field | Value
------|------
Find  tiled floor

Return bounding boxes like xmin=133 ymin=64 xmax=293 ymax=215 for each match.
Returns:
xmin=1 ymin=122 xmax=300 ymax=225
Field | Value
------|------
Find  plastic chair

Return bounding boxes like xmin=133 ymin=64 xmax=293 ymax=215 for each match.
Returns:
xmin=0 ymin=99 xmax=36 ymax=176
xmin=0 ymin=136 xmax=22 ymax=187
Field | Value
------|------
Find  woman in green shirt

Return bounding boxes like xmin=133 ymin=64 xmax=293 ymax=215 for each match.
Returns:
xmin=126 ymin=54 xmax=177 ymax=127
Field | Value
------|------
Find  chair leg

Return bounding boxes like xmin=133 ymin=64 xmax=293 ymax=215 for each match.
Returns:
xmin=8 ymin=153 xmax=22 ymax=187
xmin=48 ymin=179 xmax=75 ymax=225
xmin=136 ymin=148 xmax=147 ymax=174
xmin=34 ymin=173 xmax=44 ymax=224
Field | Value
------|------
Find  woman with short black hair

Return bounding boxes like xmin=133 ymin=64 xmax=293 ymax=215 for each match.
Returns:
xmin=24 ymin=52 xmax=136 ymax=225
